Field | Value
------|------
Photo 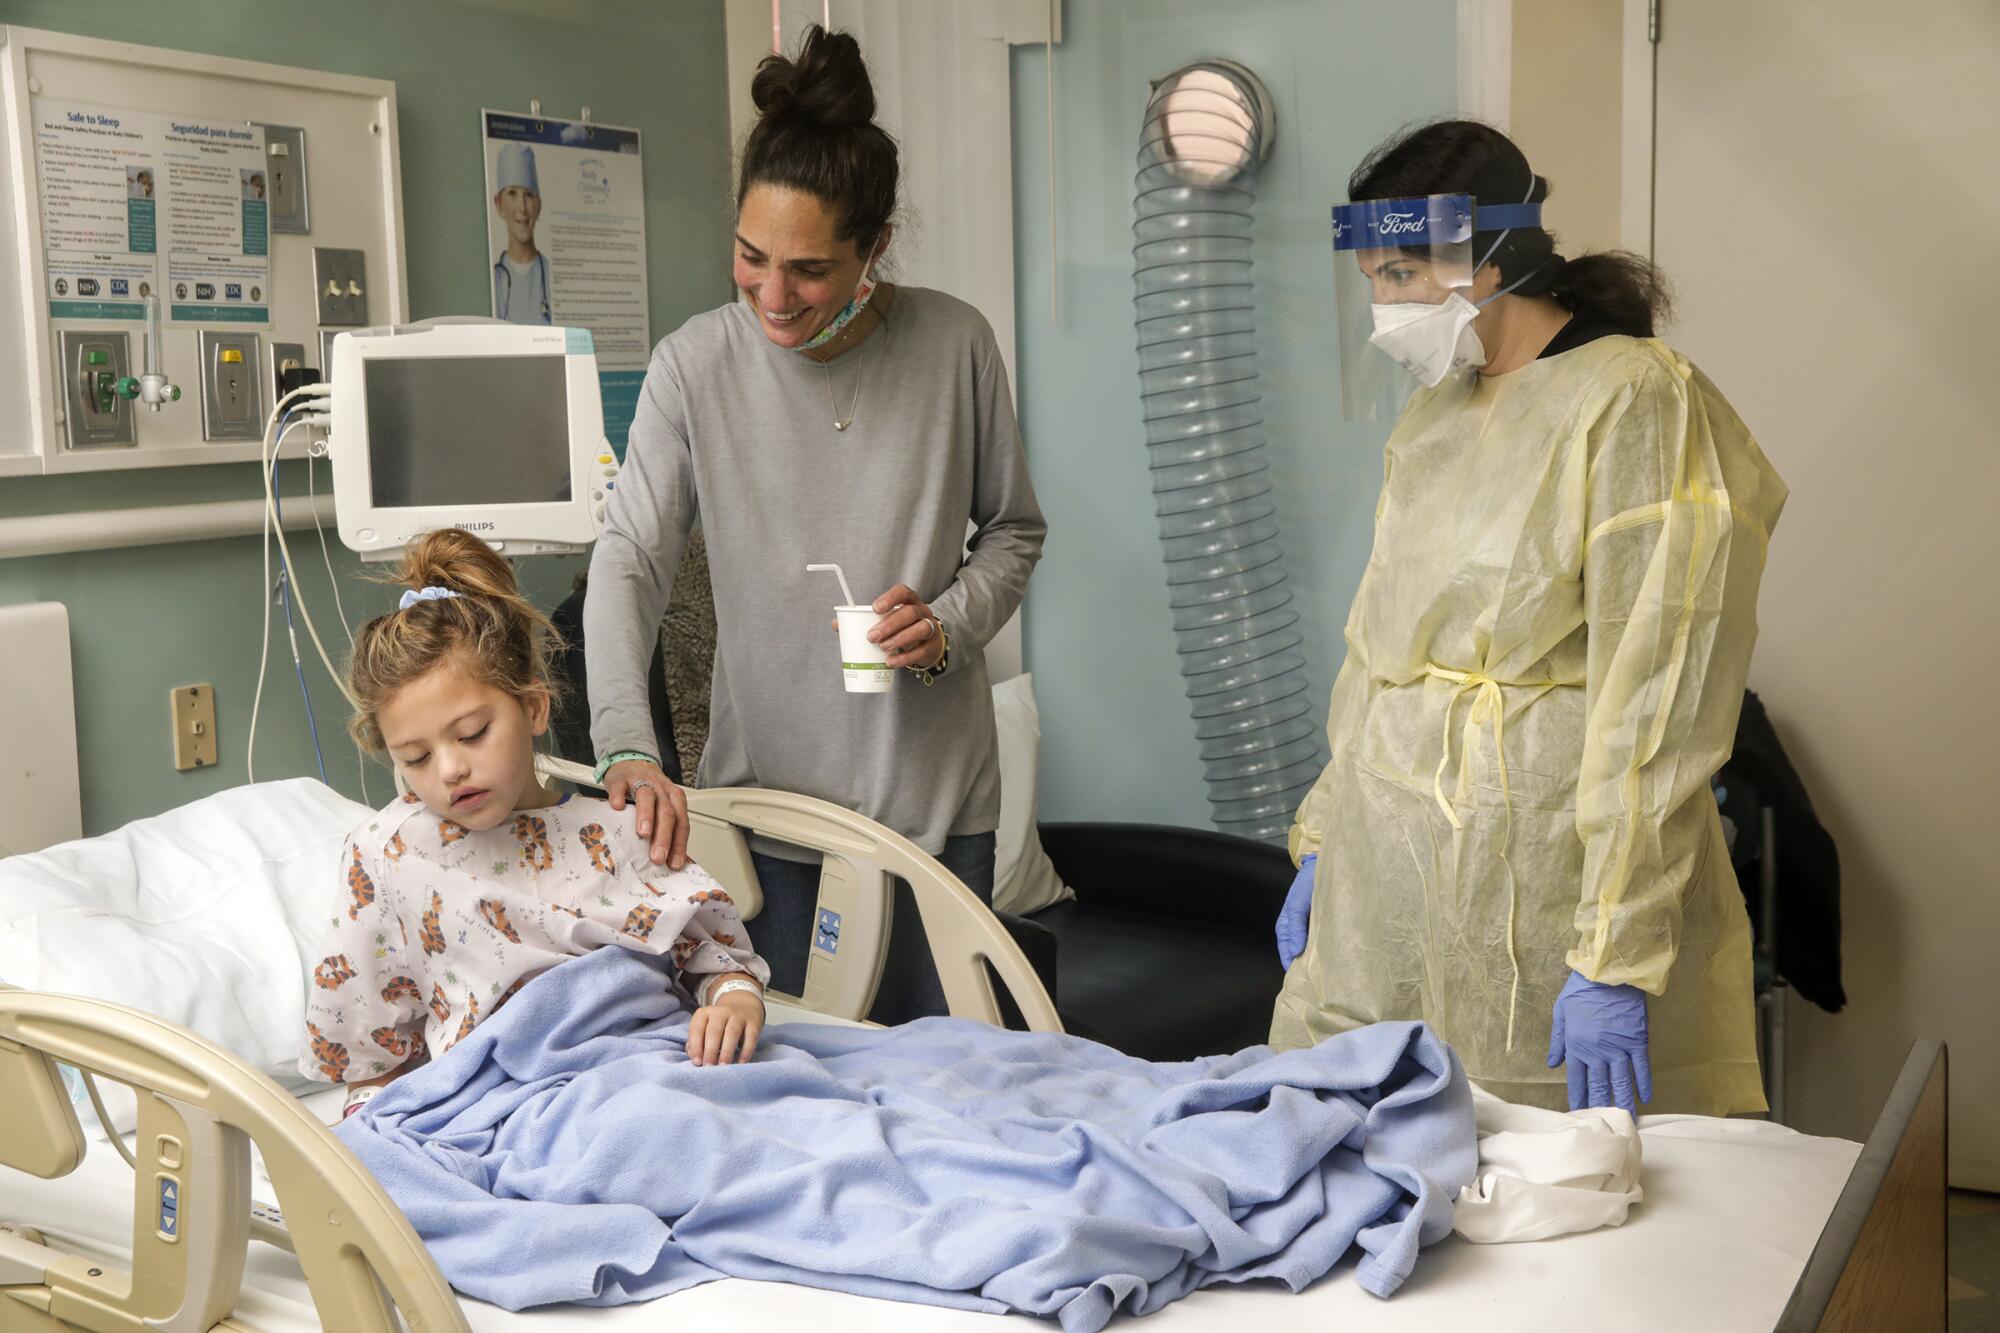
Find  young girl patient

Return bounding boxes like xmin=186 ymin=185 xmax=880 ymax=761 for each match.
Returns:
xmin=299 ymin=529 xmax=769 ymax=1116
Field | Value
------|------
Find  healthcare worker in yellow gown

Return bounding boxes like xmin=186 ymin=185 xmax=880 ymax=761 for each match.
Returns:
xmin=1271 ymin=121 xmax=1785 ymax=1117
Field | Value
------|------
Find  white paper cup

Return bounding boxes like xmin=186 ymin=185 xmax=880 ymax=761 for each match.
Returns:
xmin=834 ymin=606 xmax=893 ymax=694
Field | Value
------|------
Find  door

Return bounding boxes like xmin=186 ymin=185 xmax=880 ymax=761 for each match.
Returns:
xmin=1651 ymin=0 xmax=2000 ymax=1187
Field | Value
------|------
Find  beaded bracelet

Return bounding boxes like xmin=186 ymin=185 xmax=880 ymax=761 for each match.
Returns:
xmin=906 ymin=618 xmax=951 ymax=686
xmin=593 ymin=749 xmax=660 ymax=785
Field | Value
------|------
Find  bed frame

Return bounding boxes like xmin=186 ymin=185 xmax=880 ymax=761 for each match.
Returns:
xmin=1775 ymin=1039 xmax=1949 ymax=1332
xmin=606 ymin=771 xmax=1059 ymax=1029
xmin=0 ymin=1020 xmax=1949 ymax=1331
xmin=0 ymin=775 xmax=1059 ymax=1332
xmin=0 ymin=768 xmax=1945 ymax=1330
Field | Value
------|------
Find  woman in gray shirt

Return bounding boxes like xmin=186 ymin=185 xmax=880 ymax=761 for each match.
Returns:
xmin=584 ymin=25 xmax=1045 ymax=1022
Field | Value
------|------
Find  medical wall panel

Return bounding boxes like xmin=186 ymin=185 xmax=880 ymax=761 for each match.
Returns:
xmin=0 ymin=25 xmax=406 ymax=475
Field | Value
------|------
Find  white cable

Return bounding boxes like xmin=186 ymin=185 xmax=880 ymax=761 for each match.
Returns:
xmin=249 ymin=453 xmax=272 ymax=782
xmin=247 ymin=383 xmax=333 ymax=781
xmin=78 ymin=1067 xmax=137 ymax=1169
xmin=267 ymin=382 xmax=331 ymax=430
xmin=249 ymin=389 xmax=369 ymax=797
xmin=308 ymin=448 xmax=356 ymax=645
xmin=272 ymin=499 xmax=355 ymax=710
xmin=248 ymin=414 xmax=316 ymax=781
xmin=307 ymin=444 xmax=371 ymax=804
xmin=261 ymin=399 xmax=357 ymax=713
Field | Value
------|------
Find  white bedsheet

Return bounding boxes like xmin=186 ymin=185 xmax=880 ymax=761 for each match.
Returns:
xmin=1 ymin=997 xmax=1860 ymax=1333
xmin=1454 ymin=1087 xmax=1647 ymax=1243
xmin=0 ymin=777 xmax=373 ymax=1120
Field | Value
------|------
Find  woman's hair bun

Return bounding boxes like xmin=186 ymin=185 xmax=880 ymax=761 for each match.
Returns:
xmin=751 ymin=25 xmax=875 ymax=129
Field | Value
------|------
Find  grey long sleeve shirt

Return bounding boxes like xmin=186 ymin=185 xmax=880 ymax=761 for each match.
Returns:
xmin=584 ymin=288 xmax=1046 ymax=853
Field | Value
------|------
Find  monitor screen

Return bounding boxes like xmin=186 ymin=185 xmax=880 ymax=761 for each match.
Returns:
xmin=364 ymin=355 xmax=574 ymax=508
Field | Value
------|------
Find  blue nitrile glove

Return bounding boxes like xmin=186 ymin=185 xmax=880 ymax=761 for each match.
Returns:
xmin=1548 ymin=969 xmax=1653 ymax=1116
xmin=1276 ymin=853 xmax=1316 ymax=970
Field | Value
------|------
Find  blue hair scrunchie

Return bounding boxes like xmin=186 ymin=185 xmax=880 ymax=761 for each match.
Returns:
xmin=398 ymin=586 xmax=463 ymax=611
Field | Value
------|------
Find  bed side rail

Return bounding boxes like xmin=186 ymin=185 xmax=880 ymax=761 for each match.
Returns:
xmin=1775 ymin=1038 xmax=1948 ymax=1333
xmin=0 ymin=986 xmax=468 ymax=1333
xmin=535 ymin=757 xmax=1060 ymax=1031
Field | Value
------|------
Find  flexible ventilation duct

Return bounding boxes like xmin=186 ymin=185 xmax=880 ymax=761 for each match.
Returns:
xmin=1132 ymin=61 xmax=1323 ymax=844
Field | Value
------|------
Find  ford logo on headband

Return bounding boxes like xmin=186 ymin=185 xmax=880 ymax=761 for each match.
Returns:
xmin=1330 ymin=194 xmax=1539 ymax=251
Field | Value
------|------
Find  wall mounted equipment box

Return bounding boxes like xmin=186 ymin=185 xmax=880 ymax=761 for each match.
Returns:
xmin=196 ymin=331 xmax=264 ymax=442
xmin=257 ymin=123 xmax=310 ymax=234
xmin=56 ymin=330 xmax=136 ymax=449
xmin=0 ymin=25 xmax=409 ymax=477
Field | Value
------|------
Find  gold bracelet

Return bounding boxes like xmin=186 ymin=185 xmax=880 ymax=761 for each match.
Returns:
xmin=907 ymin=618 xmax=950 ymax=685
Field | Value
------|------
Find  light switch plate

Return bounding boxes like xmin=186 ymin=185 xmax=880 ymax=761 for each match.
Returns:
xmin=257 ymin=123 xmax=310 ymax=234
xmin=170 ymin=684 xmax=218 ymax=771
xmin=312 ymin=247 xmax=368 ymax=326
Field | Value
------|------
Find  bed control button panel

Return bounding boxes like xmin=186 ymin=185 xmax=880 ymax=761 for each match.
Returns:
xmin=814 ymin=908 xmax=842 ymax=956
xmin=249 ymin=1200 xmax=295 ymax=1253
xmin=156 ymin=1174 xmax=180 ymax=1242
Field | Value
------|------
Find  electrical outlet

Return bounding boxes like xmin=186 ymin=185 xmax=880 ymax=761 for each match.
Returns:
xmin=257 ymin=124 xmax=310 ymax=234
xmin=312 ymin=247 xmax=369 ymax=326
xmin=170 ymin=684 xmax=218 ymax=771
xmin=57 ymin=330 xmax=137 ymax=448
xmin=269 ymin=340 xmax=307 ymax=409
xmin=196 ymin=331 xmax=264 ymax=442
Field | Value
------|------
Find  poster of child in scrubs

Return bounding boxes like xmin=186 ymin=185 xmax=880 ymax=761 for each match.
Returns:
xmin=488 ymin=140 xmax=550 ymax=325
xmin=482 ymin=110 xmax=650 ymax=451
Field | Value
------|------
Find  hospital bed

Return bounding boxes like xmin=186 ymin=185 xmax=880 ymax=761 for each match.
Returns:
xmin=0 ymin=760 xmax=1946 ymax=1332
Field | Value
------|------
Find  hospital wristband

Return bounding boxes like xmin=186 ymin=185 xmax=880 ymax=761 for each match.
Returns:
xmin=593 ymin=750 xmax=659 ymax=785
xmin=341 ymin=1085 xmax=383 ymax=1119
xmin=704 ymin=978 xmax=765 ymax=1008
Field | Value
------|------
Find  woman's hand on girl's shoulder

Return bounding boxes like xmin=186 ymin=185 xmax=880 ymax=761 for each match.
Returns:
xmin=603 ymin=758 xmax=689 ymax=870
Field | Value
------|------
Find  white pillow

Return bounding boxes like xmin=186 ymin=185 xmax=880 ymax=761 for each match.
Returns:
xmin=990 ymin=674 xmax=1073 ymax=915
xmin=0 ymin=778 xmax=373 ymax=1130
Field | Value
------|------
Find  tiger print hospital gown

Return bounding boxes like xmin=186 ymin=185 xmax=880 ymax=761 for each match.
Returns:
xmin=299 ymin=793 xmax=769 ymax=1084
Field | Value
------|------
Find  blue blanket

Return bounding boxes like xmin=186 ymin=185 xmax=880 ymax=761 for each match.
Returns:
xmin=337 ymin=947 xmax=1474 ymax=1330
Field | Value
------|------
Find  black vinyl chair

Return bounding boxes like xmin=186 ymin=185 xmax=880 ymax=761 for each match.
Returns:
xmin=1026 ymin=823 xmax=1292 ymax=1060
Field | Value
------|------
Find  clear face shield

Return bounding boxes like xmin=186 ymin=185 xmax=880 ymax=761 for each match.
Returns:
xmin=1331 ymin=193 xmax=1543 ymax=420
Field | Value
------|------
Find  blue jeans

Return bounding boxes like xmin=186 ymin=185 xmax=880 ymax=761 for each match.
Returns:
xmin=750 ymin=833 xmax=996 ymax=1026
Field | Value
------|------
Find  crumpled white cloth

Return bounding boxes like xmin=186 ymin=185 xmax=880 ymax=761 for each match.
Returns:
xmin=1454 ymin=1084 xmax=1644 ymax=1243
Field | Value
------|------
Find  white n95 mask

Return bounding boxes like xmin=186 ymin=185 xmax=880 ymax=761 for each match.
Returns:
xmin=1369 ymin=293 xmax=1487 ymax=387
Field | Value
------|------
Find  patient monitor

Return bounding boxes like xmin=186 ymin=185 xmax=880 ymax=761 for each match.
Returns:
xmin=328 ymin=320 xmax=617 ymax=560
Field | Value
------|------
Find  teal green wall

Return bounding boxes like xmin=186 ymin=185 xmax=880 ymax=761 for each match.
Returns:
xmin=1012 ymin=1 xmax=1459 ymax=830
xmin=0 ymin=0 xmax=731 ymax=834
